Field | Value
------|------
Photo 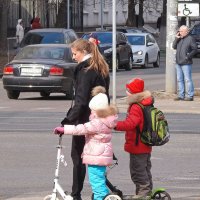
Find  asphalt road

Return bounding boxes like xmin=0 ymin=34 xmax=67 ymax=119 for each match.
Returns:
xmin=0 ymin=57 xmax=200 ymax=200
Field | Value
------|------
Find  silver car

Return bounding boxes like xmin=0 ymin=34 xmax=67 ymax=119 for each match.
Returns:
xmin=126 ymin=33 xmax=160 ymax=68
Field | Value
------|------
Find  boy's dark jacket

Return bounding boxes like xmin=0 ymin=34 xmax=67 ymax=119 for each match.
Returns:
xmin=115 ymin=90 xmax=152 ymax=154
xmin=61 ymin=59 xmax=110 ymax=126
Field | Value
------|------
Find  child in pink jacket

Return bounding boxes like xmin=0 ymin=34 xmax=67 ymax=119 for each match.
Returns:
xmin=54 ymin=86 xmax=118 ymax=200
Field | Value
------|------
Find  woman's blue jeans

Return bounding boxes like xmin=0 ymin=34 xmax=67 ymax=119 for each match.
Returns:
xmin=88 ymin=165 xmax=109 ymax=200
xmin=175 ymin=64 xmax=194 ymax=98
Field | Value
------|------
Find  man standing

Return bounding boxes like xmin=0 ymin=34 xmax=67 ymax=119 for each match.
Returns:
xmin=172 ymin=25 xmax=197 ymax=101
xmin=156 ymin=14 xmax=162 ymax=32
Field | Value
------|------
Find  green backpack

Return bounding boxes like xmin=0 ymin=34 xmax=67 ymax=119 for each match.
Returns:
xmin=136 ymin=103 xmax=170 ymax=146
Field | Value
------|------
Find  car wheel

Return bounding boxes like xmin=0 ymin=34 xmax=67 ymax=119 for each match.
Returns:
xmin=40 ymin=91 xmax=50 ymax=97
xmin=66 ymin=82 xmax=74 ymax=100
xmin=142 ymin=55 xmax=148 ymax=68
xmin=125 ymin=54 xmax=132 ymax=71
xmin=153 ymin=53 xmax=160 ymax=68
xmin=6 ymin=90 xmax=20 ymax=99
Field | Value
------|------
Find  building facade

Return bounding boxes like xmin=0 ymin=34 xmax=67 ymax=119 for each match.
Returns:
xmin=8 ymin=0 xmax=163 ymax=30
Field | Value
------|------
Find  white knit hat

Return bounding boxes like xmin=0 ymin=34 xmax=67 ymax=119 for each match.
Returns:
xmin=89 ymin=93 xmax=108 ymax=110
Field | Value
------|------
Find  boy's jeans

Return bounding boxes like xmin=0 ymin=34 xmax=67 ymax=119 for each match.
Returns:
xmin=176 ymin=64 xmax=194 ymax=98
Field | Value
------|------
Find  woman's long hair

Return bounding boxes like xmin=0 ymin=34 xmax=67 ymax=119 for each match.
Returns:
xmin=71 ymin=38 xmax=109 ymax=77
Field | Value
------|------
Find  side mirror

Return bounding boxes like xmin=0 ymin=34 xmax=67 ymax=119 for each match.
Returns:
xmin=147 ymin=42 xmax=154 ymax=46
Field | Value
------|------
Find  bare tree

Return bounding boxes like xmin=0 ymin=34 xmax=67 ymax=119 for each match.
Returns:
xmin=138 ymin=0 xmax=144 ymax=27
xmin=0 ymin=0 xmax=10 ymax=55
xmin=126 ymin=0 xmax=136 ymax=26
xmin=55 ymin=0 xmax=68 ymax=28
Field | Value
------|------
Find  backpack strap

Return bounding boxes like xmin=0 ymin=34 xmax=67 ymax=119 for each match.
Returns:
xmin=135 ymin=126 xmax=140 ymax=145
xmin=135 ymin=103 xmax=144 ymax=146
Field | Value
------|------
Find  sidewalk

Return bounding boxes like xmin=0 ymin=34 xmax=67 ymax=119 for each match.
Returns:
xmin=117 ymin=89 xmax=200 ymax=114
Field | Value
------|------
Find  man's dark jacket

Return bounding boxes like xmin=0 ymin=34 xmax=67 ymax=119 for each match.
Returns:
xmin=172 ymin=34 xmax=197 ymax=65
xmin=61 ymin=59 xmax=110 ymax=125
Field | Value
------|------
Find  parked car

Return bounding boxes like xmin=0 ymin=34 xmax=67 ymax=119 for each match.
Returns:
xmin=19 ymin=28 xmax=78 ymax=48
xmin=3 ymin=44 xmax=76 ymax=99
xmin=190 ymin=23 xmax=200 ymax=56
xmin=82 ymin=31 xmax=133 ymax=71
xmin=125 ymin=32 xmax=160 ymax=68
xmin=106 ymin=26 xmax=148 ymax=33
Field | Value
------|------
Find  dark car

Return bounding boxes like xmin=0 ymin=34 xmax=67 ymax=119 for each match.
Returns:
xmin=82 ymin=31 xmax=133 ymax=71
xmin=20 ymin=28 xmax=78 ymax=48
xmin=106 ymin=26 xmax=149 ymax=34
xmin=3 ymin=44 xmax=76 ymax=99
xmin=190 ymin=23 xmax=200 ymax=56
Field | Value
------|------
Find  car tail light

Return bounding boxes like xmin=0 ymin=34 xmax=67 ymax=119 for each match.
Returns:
xmin=3 ymin=65 xmax=14 ymax=74
xmin=49 ymin=66 xmax=64 ymax=76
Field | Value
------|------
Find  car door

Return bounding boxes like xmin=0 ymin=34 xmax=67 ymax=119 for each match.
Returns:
xmin=117 ymin=33 xmax=129 ymax=64
xmin=146 ymin=34 xmax=157 ymax=63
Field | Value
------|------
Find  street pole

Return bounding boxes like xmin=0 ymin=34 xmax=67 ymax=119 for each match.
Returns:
xmin=186 ymin=16 xmax=190 ymax=27
xmin=67 ymin=0 xmax=70 ymax=29
xmin=112 ymin=0 xmax=116 ymax=104
xmin=165 ymin=0 xmax=178 ymax=93
xmin=101 ymin=0 xmax=103 ymax=30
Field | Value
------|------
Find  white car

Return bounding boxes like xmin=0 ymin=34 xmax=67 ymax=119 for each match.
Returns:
xmin=125 ymin=33 xmax=160 ymax=68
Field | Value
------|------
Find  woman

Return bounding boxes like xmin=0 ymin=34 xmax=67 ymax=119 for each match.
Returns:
xmin=61 ymin=38 xmax=110 ymax=200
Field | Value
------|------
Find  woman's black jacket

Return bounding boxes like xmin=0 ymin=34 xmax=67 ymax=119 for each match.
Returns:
xmin=61 ymin=59 xmax=110 ymax=126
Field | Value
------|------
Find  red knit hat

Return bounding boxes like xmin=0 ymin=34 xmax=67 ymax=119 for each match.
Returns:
xmin=126 ymin=78 xmax=144 ymax=94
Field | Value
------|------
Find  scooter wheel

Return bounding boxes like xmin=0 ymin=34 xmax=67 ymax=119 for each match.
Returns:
xmin=152 ymin=191 xmax=171 ymax=200
xmin=43 ymin=194 xmax=60 ymax=200
xmin=103 ymin=194 xmax=122 ymax=200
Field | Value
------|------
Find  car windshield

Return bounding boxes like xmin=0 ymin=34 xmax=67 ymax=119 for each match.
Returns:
xmin=190 ymin=25 xmax=200 ymax=35
xmin=127 ymin=35 xmax=145 ymax=45
xmin=20 ymin=32 xmax=64 ymax=47
xmin=15 ymin=46 xmax=68 ymax=60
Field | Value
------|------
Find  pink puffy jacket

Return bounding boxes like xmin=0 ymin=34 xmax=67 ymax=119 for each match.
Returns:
xmin=64 ymin=112 xmax=118 ymax=166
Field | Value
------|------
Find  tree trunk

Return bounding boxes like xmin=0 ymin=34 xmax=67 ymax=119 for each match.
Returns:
xmin=162 ymin=0 xmax=167 ymax=26
xmin=126 ymin=0 xmax=136 ymax=27
xmin=55 ymin=0 xmax=67 ymax=28
xmin=159 ymin=0 xmax=167 ymax=50
xmin=0 ymin=0 xmax=10 ymax=55
xmin=138 ymin=0 xmax=144 ymax=27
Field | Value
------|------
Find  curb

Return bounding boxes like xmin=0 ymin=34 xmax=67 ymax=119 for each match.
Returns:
xmin=116 ymin=90 xmax=200 ymax=114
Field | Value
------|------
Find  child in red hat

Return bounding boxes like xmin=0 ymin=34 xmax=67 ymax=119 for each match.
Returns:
xmin=115 ymin=78 xmax=153 ymax=200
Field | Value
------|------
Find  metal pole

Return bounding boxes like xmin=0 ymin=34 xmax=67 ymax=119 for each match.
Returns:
xmin=7 ymin=38 xmax=9 ymax=63
xmin=112 ymin=0 xmax=116 ymax=104
xmin=165 ymin=0 xmax=178 ymax=93
xmin=56 ymin=0 xmax=59 ymax=15
xmin=67 ymin=0 xmax=70 ymax=29
xmin=101 ymin=0 xmax=103 ymax=30
xmin=186 ymin=16 xmax=190 ymax=27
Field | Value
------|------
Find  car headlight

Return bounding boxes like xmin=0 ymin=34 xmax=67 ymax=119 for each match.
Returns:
xmin=133 ymin=50 xmax=143 ymax=55
xmin=104 ymin=48 xmax=112 ymax=54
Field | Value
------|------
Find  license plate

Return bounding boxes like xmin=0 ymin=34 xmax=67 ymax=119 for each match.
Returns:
xmin=21 ymin=68 xmax=42 ymax=76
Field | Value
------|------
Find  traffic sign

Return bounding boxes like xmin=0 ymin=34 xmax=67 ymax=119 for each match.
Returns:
xmin=178 ymin=3 xmax=199 ymax=16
